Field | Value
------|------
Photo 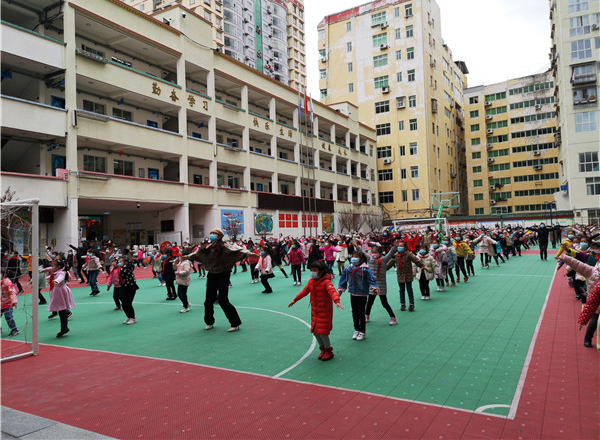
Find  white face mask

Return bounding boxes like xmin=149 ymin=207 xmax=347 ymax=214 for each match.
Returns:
xmin=310 ymin=272 xmax=319 ymax=279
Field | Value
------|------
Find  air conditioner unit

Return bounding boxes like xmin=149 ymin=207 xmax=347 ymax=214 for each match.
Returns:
xmin=488 ymin=158 xmax=495 ymax=163
xmin=380 ymin=44 xmax=389 ymax=50
xmin=382 ymin=86 xmax=390 ymax=94
xmin=320 ymin=57 xmax=327 ymax=63
xmin=383 ymin=158 xmax=391 ymax=165
xmin=487 ymin=128 xmax=494 ymax=134
xmin=490 ymin=200 xmax=497 ymax=206
xmin=487 ymin=144 xmax=493 ymax=149
xmin=534 ymin=165 xmax=542 ymax=170
xmin=380 ymin=22 xmax=389 ymax=29
xmin=396 ymin=96 xmax=406 ymax=108
xmin=451 ymin=172 xmax=457 ymax=178
xmin=533 ymin=150 xmax=541 ymax=156
xmin=430 ymin=62 xmax=435 ymax=68
xmin=485 ymin=115 xmax=492 ymax=121
xmin=592 ymin=23 xmax=598 ymax=30
xmin=485 ymin=101 xmax=492 ymax=107
xmin=535 ymin=104 xmax=542 ymax=110
xmin=490 ymin=185 xmax=496 ymax=191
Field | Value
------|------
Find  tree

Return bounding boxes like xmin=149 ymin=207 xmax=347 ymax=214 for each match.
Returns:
xmin=337 ymin=209 xmax=365 ymax=233
xmin=364 ymin=213 xmax=384 ymax=233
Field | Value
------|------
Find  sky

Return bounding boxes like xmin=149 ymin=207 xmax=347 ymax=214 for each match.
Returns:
xmin=305 ymin=0 xmax=552 ymax=97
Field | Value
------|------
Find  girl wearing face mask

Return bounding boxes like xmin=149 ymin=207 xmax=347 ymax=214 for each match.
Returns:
xmin=257 ymin=246 xmax=275 ymax=294
xmin=289 ymin=260 xmax=343 ymax=361
xmin=390 ymin=241 xmax=424 ymax=312
xmin=105 ymin=260 xmax=122 ymax=311
xmin=338 ymin=252 xmax=379 ymax=341
xmin=414 ymin=245 xmax=435 ymax=300
xmin=365 ymin=244 xmax=398 ymax=325
xmin=117 ymin=256 xmax=138 ymax=325
xmin=288 ymin=240 xmax=306 ymax=287
xmin=82 ymin=250 xmax=103 ymax=296
xmin=40 ymin=259 xmax=75 ymax=337
xmin=443 ymin=238 xmax=457 ymax=287
xmin=431 ymin=241 xmax=448 ymax=292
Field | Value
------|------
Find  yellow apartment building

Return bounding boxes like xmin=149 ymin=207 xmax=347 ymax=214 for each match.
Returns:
xmin=464 ymin=72 xmax=559 ymax=216
xmin=318 ymin=0 xmax=469 ymax=219
xmin=0 ymin=0 xmax=377 ymax=250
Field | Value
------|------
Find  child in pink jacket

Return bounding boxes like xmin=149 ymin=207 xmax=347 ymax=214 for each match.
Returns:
xmin=105 ymin=261 xmax=122 ymax=311
xmin=1 ymin=271 xmax=20 ymax=336
xmin=174 ymin=250 xmax=193 ymax=313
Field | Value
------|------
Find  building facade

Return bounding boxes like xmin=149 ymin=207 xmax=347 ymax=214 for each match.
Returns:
xmin=124 ymin=0 xmax=307 ymax=91
xmin=1 ymin=0 xmax=377 ymax=250
xmin=464 ymin=72 xmax=559 ymax=217
xmin=318 ymin=0 xmax=469 ymax=220
xmin=549 ymin=0 xmax=600 ymax=224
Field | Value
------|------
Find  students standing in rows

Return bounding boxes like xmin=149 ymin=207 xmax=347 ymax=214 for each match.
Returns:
xmin=391 ymin=241 xmax=425 ymax=312
xmin=288 ymin=240 xmax=306 ymax=287
xmin=366 ymin=244 xmax=397 ymax=325
xmin=453 ymin=236 xmax=473 ymax=283
xmin=415 ymin=245 xmax=435 ymax=300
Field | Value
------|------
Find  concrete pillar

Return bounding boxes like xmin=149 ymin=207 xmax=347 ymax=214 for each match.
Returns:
xmin=330 ymin=124 xmax=335 ymax=142
xmin=347 ymin=186 xmax=352 ymax=202
xmin=177 ymin=56 xmax=187 ymax=137
xmin=295 ymin=176 xmax=301 ymax=196
xmin=173 ymin=203 xmax=190 ymax=243
xmin=313 ymin=116 xmax=319 ymax=138
xmin=209 ymin=160 xmax=218 ymax=187
xmin=270 ymin=135 xmax=277 ymax=157
xmin=208 ymin=116 xmax=216 ymax=145
xmin=179 ymin=155 xmax=188 ymax=184
xmin=207 ymin=70 xmax=215 ymax=99
xmin=243 ymin=167 xmax=250 ymax=190
xmin=332 ymin=183 xmax=338 ymax=201
xmin=242 ymin=126 xmax=249 ymax=151
xmin=241 ymin=85 xmax=248 ymax=110
xmin=272 ymin=173 xmax=278 ymax=193
xmin=346 ymin=131 xmax=351 ymax=148
xmin=269 ymin=97 xmax=276 ymax=121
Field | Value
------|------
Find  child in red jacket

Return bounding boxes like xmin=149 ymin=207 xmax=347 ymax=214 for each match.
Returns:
xmin=1 ymin=271 xmax=20 ymax=336
xmin=289 ymin=260 xmax=343 ymax=361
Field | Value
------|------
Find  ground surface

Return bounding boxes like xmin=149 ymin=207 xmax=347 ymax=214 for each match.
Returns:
xmin=2 ymin=248 xmax=598 ymax=439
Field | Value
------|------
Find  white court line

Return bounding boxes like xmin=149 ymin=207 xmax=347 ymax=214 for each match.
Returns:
xmin=507 ymin=268 xmax=558 ymax=420
xmin=67 ymin=302 xmax=316 ymax=378
xmin=475 ymin=404 xmax=511 ymax=414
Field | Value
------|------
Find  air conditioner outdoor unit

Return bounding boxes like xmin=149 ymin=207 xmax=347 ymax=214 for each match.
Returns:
xmin=382 ymin=86 xmax=390 ymax=94
xmin=380 ymin=44 xmax=388 ymax=50
xmin=396 ymin=96 xmax=406 ymax=108
xmin=534 ymin=165 xmax=542 ymax=170
xmin=320 ymin=57 xmax=327 ymax=63
xmin=490 ymin=185 xmax=496 ymax=191
xmin=430 ymin=62 xmax=435 ymax=68
xmin=490 ymin=200 xmax=497 ymax=206
xmin=485 ymin=115 xmax=492 ymax=121
xmin=383 ymin=158 xmax=391 ymax=165
xmin=488 ymin=158 xmax=495 ymax=163
xmin=533 ymin=150 xmax=541 ymax=156
xmin=487 ymin=144 xmax=493 ymax=149
xmin=380 ymin=22 xmax=389 ymax=29
xmin=485 ymin=101 xmax=492 ymax=106
xmin=592 ymin=23 xmax=598 ymax=30
xmin=535 ymin=104 xmax=542 ymax=110
xmin=487 ymin=129 xmax=494 ymax=134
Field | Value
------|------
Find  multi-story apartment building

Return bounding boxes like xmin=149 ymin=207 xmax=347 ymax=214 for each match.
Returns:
xmin=126 ymin=0 xmax=307 ymax=90
xmin=0 ymin=0 xmax=377 ymax=249
xmin=464 ymin=72 xmax=559 ymax=217
xmin=318 ymin=0 xmax=469 ymax=220
xmin=549 ymin=0 xmax=600 ymax=224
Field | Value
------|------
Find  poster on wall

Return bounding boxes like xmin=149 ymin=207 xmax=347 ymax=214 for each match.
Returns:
xmin=221 ymin=209 xmax=244 ymax=237
xmin=322 ymin=214 xmax=334 ymax=234
xmin=254 ymin=213 xmax=273 ymax=235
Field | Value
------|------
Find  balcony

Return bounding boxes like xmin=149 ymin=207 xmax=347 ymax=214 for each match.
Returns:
xmin=572 ymin=73 xmax=596 ymax=85
xmin=1 ymin=96 xmax=67 ymax=138
xmin=188 ymin=183 xmax=217 ymax=205
xmin=0 ymin=172 xmax=67 ymax=207
xmin=1 ymin=20 xmax=65 ymax=69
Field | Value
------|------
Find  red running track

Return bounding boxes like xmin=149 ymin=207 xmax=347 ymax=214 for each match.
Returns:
xmin=2 ymin=265 xmax=598 ymax=439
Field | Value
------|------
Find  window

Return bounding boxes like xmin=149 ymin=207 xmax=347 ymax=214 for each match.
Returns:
xmin=473 ymin=180 xmax=483 ymax=187
xmin=402 ymin=190 xmax=408 ymax=202
xmin=471 ymin=138 xmax=481 ymax=146
xmin=376 ymin=123 xmax=391 ymax=136
xmin=147 ymin=120 xmax=158 ymax=128
xmin=379 ymin=191 xmax=394 ymax=204
xmin=347 ymin=42 xmax=352 ymax=52
xmin=82 ymin=100 xmax=105 ymax=114
xmin=469 ymin=96 xmax=479 ymax=104
xmin=371 ymin=11 xmax=387 ymax=26
xmin=570 ymin=15 xmax=594 ymax=36
xmin=398 ymin=121 xmax=404 ymax=130
xmin=396 ymin=50 xmax=402 ymax=61
xmin=320 ymin=89 xmax=327 ymax=99
xmin=472 ymin=166 xmax=482 ymax=173
xmin=348 ymin=83 xmax=354 ymax=93
xmin=569 ymin=0 xmax=589 ymax=13
xmin=475 ymin=208 xmax=484 ymax=215
xmin=347 ymin=62 xmax=353 ymax=72
xmin=406 ymin=47 xmax=414 ymax=60
xmin=318 ymin=29 xmax=325 ymax=40
xmin=83 ymin=155 xmax=106 ymax=173
xmin=51 ymin=96 xmax=65 ymax=109
xmin=375 ymin=100 xmax=390 ymax=114
xmin=409 ymin=119 xmax=417 ymax=131
xmin=409 ymin=142 xmax=417 ymax=155
xmin=406 ymin=25 xmax=413 ymax=38
xmin=373 ymin=54 xmax=388 ymax=68
xmin=400 ymin=145 xmax=406 ymax=156
xmin=377 ymin=146 xmax=391 ymax=158
xmin=110 ymin=108 xmax=132 ymax=121
xmin=471 ymin=124 xmax=480 ymax=132
xmin=373 ymin=33 xmax=387 ymax=47
xmin=408 ymin=95 xmax=416 ymax=108
xmin=470 ymin=110 xmax=479 ymax=118
xmin=488 ymin=149 xmax=510 ymax=157
xmin=474 ymin=194 xmax=484 ymax=201
xmin=411 ymin=189 xmax=419 ymax=201
xmin=319 ymin=69 xmax=327 ymax=79
xmin=319 ymin=49 xmax=326 ymax=60
xmin=396 ymin=72 xmax=403 ymax=82
xmin=405 ymin=3 xmax=413 ymax=17
xmin=374 ymin=75 xmax=389 ymax=89
xmin=509 ymin=82 xmax=553 ymax=95
xmin=489 ymin=163 xmax=511 ymax=172
xmin=573 ymin=86 xmax=597 ymax=105
xmin=408 ymin=69 xmax=415 ymax=81
xmin=487 ymin=120 xmax=509 ymax=130
xmin=346 ymin=22 xmax=351 ymax=32
xmin=575 ymin=111 xmax=597 ymax=132
xmin=410 ymin=166 xmax=419 ymax=178
xmin=579 ymin=151 xmax=599 ymax=172
xmin=113 ymin=159 xmax=133 ymax=176
xmin=486 ymin=106 xmax=508 ymax=116
xmin=400 ymin=168 xmax=407 ymax=179
xmin=587 ymin=177 xmax=600 ymax=195
xmin=571 ymin=39 xmax=592 ymax=60
xmin=378 ymin=169 xmax=393 ymax=181
xmin=395 ymin=28 xmax=402 ymax=39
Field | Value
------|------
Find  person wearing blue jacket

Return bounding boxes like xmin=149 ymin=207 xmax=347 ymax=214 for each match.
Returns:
xmin=338 ymin=251 xmax=379 ymax=341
